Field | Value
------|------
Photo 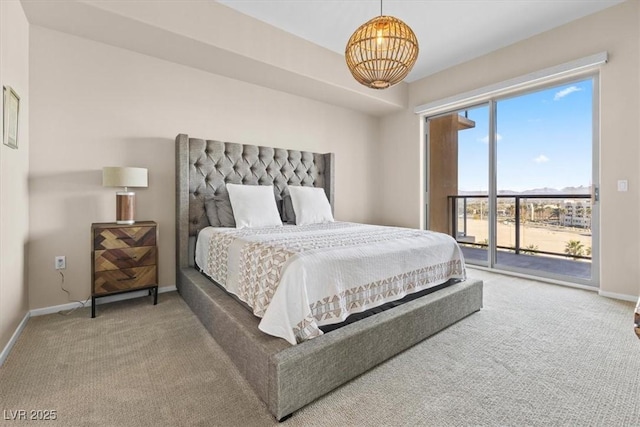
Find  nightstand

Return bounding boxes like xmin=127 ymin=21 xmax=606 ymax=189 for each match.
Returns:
xmin=91 ymin=221 xmax=158 ymax=318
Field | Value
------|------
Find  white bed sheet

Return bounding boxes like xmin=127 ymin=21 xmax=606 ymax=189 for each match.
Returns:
xmin=195 ymin=222 xmax=465 ymax=345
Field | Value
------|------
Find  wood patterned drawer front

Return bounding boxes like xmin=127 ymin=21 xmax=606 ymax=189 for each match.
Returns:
xmin=94 ymin=226 xmax=156 ymax=250
xmin=94 ymin=247 xmax=156 ymax=271
xmin=94 ymin=266 xmax=157 ymax=294
xmin=91 ymin=221 xmax=158 ymax=318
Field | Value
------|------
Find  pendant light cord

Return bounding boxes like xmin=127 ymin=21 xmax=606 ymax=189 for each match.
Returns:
xmin=380 ymin=0 xmax=383 ymax=16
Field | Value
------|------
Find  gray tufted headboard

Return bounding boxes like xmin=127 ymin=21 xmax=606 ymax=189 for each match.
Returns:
xmin=175 ymin=134 xmax=335 ymax=269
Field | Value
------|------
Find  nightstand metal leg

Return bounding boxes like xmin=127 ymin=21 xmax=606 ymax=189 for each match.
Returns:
xmin=153 ymin=286 xmax=158 ymax=305
xmin=91 ymin=296 xmax=96 ymax=318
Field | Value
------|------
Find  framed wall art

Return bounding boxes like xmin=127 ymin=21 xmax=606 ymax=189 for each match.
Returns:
xmin=3 ymin=85 xmax=20 ymax=149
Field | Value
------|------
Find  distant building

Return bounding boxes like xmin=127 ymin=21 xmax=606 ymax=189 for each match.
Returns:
xmin=560 ymin=200 xmax=591 ymax=228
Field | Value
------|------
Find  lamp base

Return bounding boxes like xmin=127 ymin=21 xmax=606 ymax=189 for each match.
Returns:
xmin=116 ymin=191 xmax=136 ymax=224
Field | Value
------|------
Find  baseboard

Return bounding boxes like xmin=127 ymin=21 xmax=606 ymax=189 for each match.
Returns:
xmin=30 ymin=285 xmax=177 ymax=317
xmin=468 ymin=266 xmax=639 ymax=301
xmin=1 ymin=286 xmax=177 ymax=366
xmin=467 ymin=265 xmax=598 ymax=292
xmin=0 ymin=311 xmax=30 ymax=367
xmin=598 ymin=290 xmax=638 ymax=302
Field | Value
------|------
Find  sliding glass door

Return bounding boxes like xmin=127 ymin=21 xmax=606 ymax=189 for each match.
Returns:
xmin=426 ymin=76 xmax=598 ymax=287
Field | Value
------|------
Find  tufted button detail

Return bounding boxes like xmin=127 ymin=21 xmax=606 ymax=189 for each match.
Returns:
xmin=194 ymin=191 xmax=200 ymax=197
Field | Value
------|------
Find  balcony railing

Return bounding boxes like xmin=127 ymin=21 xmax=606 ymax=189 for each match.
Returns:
xmin=447 ymin=194 xmax=592 ymax=261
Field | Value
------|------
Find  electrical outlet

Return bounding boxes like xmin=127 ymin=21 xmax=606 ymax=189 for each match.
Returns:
xmin=55 ymin=256 xmax=66 ymax=270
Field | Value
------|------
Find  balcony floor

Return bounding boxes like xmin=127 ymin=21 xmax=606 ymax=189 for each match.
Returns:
xmin=461 ymin=246 xmax=594 ymax=285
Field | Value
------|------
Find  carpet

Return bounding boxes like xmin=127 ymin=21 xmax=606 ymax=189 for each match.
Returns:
xmin=1 ymin=270 xmax=638 ymax=426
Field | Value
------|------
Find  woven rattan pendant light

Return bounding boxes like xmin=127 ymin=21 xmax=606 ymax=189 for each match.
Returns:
xmin=345 ymin=0 xmax=419 ymax=89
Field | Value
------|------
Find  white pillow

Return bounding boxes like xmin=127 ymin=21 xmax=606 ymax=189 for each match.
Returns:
xmin=226 ymin=184 xmax=282 ymax=229
xmin=288 ymin=186 xmax=334 ymax=225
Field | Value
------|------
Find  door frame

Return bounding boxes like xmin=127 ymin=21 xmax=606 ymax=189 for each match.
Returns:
xmin=424 ymin=74 xmax=600 ymax=288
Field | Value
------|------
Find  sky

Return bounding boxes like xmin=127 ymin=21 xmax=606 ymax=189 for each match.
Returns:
xmin=456 ymin=79 xmax=593 ymax=192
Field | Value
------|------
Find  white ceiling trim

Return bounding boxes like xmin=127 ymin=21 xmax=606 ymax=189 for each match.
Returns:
xmin=414 ymin=52 xmax=608 ymax=116
xmin=217 ymin=1 xmax=623 ymax=83
xmin=20 ymin=0 xmax=408 ymax=116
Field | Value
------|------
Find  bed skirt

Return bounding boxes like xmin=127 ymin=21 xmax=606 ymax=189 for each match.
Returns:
xmin=177 ymin=267 xmax=482 ymax=420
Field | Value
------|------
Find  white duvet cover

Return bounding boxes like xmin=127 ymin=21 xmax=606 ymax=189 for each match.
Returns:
xmin=195 ymin=222 xmax=465 ymax=345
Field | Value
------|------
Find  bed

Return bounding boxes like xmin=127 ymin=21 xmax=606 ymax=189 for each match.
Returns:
xmin=175 ymin=134 xmax=483 ymax=420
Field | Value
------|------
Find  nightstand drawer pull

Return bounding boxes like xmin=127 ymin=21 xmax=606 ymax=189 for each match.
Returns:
xmin=117 ymin=276 xmax=137 ymax=281
xmin=117 ymin=256 xmax=137 ymax=261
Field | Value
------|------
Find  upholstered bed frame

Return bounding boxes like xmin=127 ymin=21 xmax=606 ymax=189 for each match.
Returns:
xmin=175 ymin=134 xmax=483 ymax=421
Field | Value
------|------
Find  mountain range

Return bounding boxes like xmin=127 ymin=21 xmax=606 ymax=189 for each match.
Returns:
xmin=460 ymin=185 xmax=591 ymax=196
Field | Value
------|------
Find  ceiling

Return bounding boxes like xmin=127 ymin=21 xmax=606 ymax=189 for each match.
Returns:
xmin=217 ymin=0 xmax=625 ymax=82
xmin=19 ymin=0 xmax=625 ymax=116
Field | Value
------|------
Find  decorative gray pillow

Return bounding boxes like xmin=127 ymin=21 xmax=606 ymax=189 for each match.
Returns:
xmin=204 ymin=198 xmax=221 ymax=227
xmin=214 ymin=194 xmax=236 ymax=227
xmin=275 ymin=198 xmax=284 ymax=220
xmin=282 ymin=195 xmax=297 ymax=224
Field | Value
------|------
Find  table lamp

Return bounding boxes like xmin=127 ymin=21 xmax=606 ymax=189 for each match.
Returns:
xmin=102 ymin=167 xmax=148 ymax=224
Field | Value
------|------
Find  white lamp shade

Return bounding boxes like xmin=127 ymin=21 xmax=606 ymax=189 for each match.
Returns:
xmin=102 ymin=167 xmax=148 ymax=188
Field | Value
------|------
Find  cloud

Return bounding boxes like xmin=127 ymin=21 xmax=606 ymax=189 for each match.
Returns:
xmin=554 ymin=86 xmax=582 ymax=101
xmin=533 ymin=154 xmax=549 ymax=163
xmin=478 ymin=133 xmax=503 ymax=143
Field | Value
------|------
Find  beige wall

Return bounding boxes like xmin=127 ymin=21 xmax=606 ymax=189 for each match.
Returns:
xmin=28 ymin=26 xmax=379 ymax=309
xmin=19 ymin=1 xmax=640 ymax=316
xmin=0 ymin=1 xmax=30 ymax=352
xmin=376 ymin=1 xmax=640 ymax=297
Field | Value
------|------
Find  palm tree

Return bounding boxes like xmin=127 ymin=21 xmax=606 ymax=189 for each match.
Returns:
xmin=535 ymin=205 xmax=545 ymax=221
xmin=522 ymin=244 xmax=538 ymax=255
xmin=505 ymin=204 xmax=513 ymax=217
xmin=565 ymin=240 xmax=585 ymax=259
xmin=559 ymin=207 xmax=568 ymax=226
